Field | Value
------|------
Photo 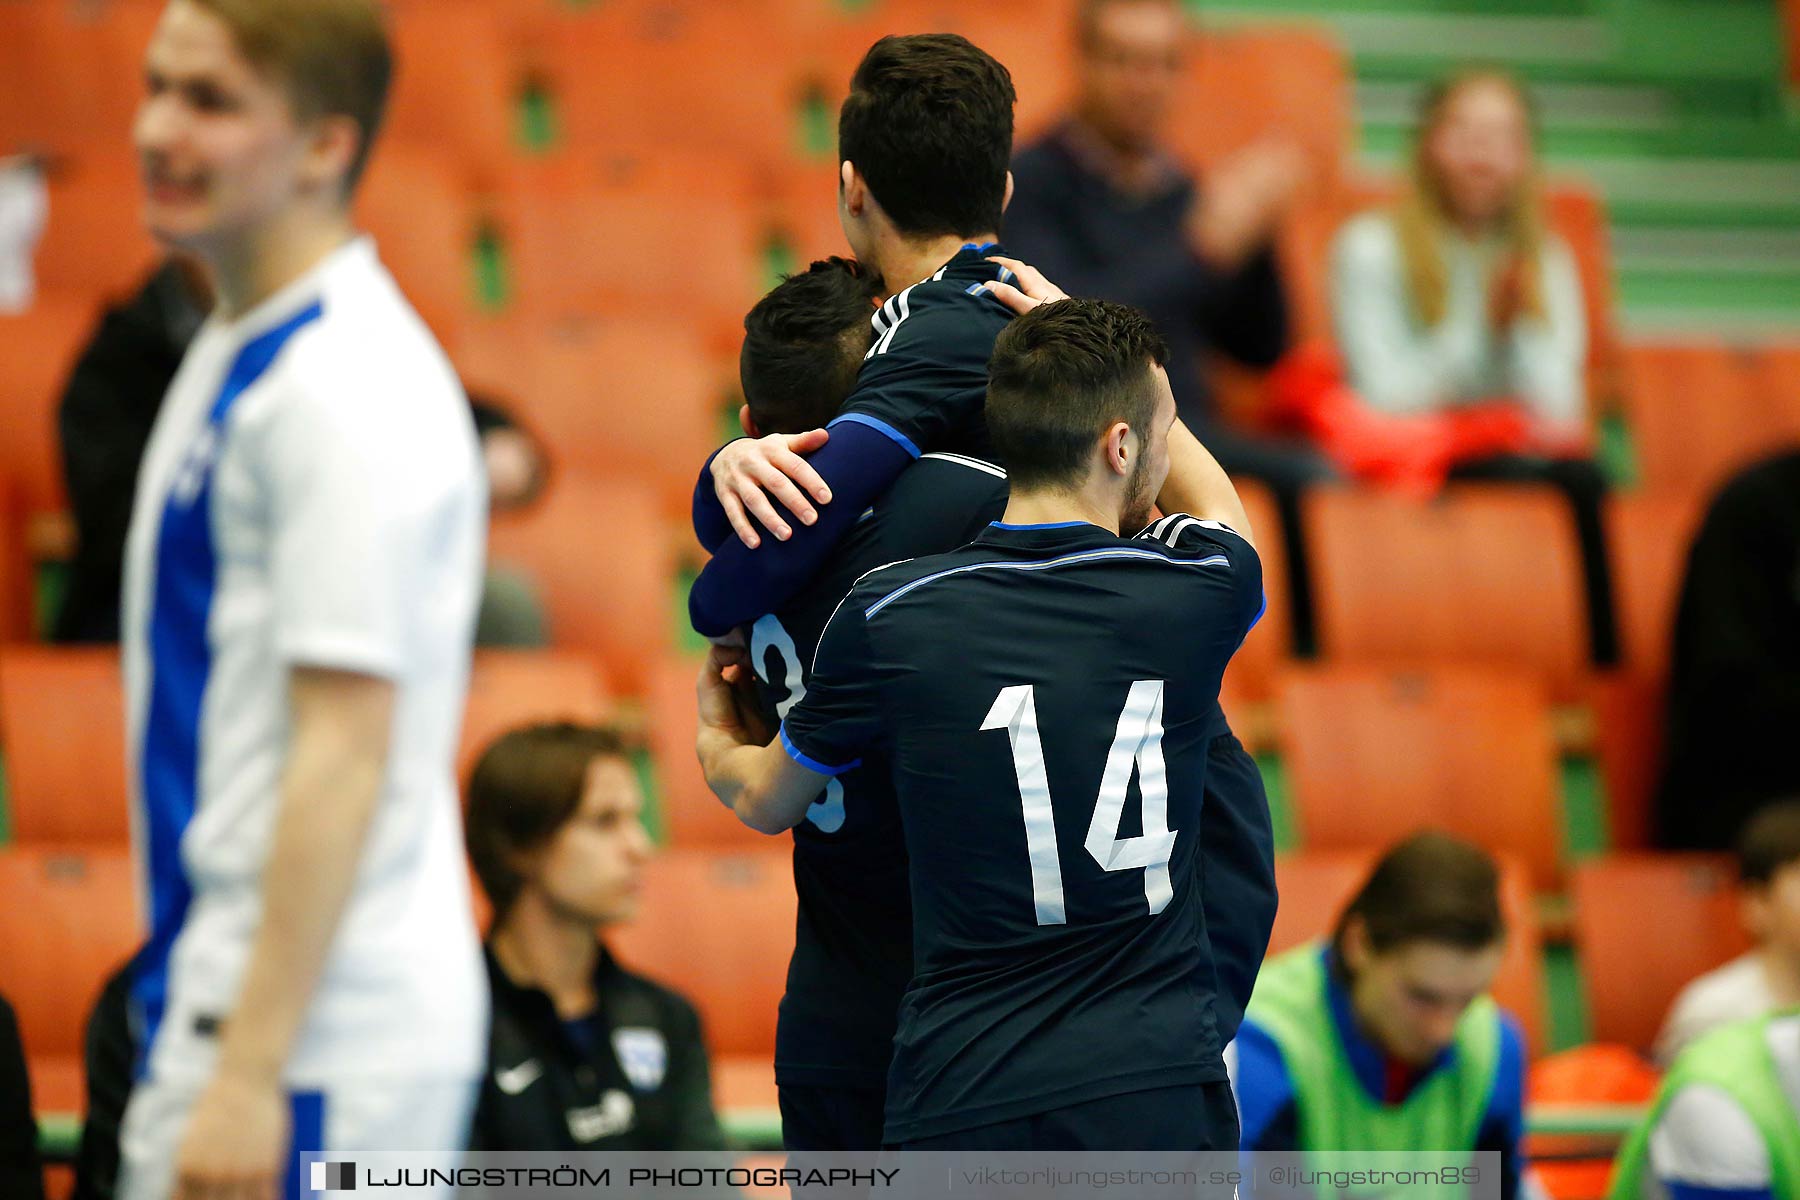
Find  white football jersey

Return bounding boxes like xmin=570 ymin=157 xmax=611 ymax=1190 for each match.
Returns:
xmin=121 ymin=236 xmax=488 ymax=1085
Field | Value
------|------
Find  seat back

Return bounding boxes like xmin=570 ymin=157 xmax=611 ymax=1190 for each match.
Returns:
xmin=644 ymin=655 xmax=772 ymax=850
xmin=1305 ymin=484 xmax=1589 ymax=697
xmin=458 ymin=649 xmax=612 ymax=786
xmin=1624 ymin=342 xmax=1800 ymax=496
xmin=1281 ymin=664 xmax=1563 ymax=887
xmin=607 ymin=848 xmax=795 ymax=1057
xmin=1571 ymin=853 xmax=1749 ymax=1053
xmin=0 ymin=295 xmax=102 ymax=514
xmin=0 ymin=645 xmax=129 ymax=844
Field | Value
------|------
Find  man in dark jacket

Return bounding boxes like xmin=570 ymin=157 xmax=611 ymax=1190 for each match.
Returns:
xmin=1657 ymin=450 xmax=1800 ymax=849
xmin=464 ymin=722 xmax=730 ymax=1152
xmin=1 ymin=992 xmax=45 ymax=1200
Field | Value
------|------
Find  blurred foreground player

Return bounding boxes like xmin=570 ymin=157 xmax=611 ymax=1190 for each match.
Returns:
xmin=465 ymin=723 xmax=730 ymax=1152
xmin=700 ymin=298 xmax=1262 ymax=1150
xmin=119 ymin=2 xmax=487 ymax=1196
xmin=1233 ymin=833 xmax=1531 ymax=1200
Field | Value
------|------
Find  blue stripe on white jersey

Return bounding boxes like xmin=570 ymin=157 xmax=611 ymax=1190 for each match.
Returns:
xmin=131 ymin=300 xmax=325 ymax=1070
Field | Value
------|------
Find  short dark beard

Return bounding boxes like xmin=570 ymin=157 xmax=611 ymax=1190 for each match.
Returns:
xmin=1119 ymin=454 xmax=1155 ymax=535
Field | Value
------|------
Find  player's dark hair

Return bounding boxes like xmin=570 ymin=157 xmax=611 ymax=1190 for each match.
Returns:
xmin=465 ymin=722 xmax=638 ymax=923
xmin=1330 ymin=832 xmax=1506 ymax=961
xmin=1738 ymin=800 xmax=1800 ymax=886
xmin=984 ymin=298 xmax=1168 ymax=492
xmin=838 ymin=34 xmax=1016 ymax=237
xmin=740 ymin=257 xmax=885 ymax=435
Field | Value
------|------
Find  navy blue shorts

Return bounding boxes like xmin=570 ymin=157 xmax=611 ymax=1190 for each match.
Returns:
xmin=780 ymin=1082 xmax=887 ymax=1152
xmin=897 ymin=1080 xmax=1239 ymax=1152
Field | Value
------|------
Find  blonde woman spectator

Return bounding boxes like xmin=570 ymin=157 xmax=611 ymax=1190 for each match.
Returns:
xmin=1329 ymin=69 xmax=1616 ymax=663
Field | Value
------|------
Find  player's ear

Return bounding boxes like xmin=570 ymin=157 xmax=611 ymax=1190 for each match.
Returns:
xmin=300 ymin=113 xmax=361 ymax=202
xmin=1104 ymin=421 xmax=1133 ymax=479
xmin=1001 ymin=169 xmax=1015 ymax=215
xmin=841 ymin=160 xmax=865 ymax=218
xmin=739 ymin=404 xmax=761 ymax=438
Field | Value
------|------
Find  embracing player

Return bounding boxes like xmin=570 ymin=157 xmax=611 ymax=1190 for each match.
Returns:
xmin=120 ymin=2 xmax=486 ymax=1196
xmin=700 ymin=297 xmax=1261 ymax=1150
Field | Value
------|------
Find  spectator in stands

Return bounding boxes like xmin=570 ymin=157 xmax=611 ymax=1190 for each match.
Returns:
xmin=1330 ymin=68 xmax=1617 ymax=664
xmin=52 ymin=256 xmax=547 ymax=644
xmin=464 ymin=722 xmax=730 ymax=1151
xmin=1233 ymin=832 xmax=1531 ymax=1200
xmin=0 ymin=991 xmax=45 ymax=1200
xmin=1004 ymin=0 xmax=1330 ymax=645
xmin=1610 ymin=1011 xmax=1800 ymax=1200
xmin=1656 ymin=451 xmax=1800 ymax=849
xmin=1655 ymin=801 xmax=1800 ymax=1065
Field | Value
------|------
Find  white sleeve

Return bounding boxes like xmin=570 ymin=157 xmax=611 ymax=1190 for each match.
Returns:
xmin=1648 ymin=1083 xmax=1773 ymax=1192
xmin=258 ymin=384 xmax=453 ymax=678
xmin=1329 ymin=215 xmax=1452 ymax=414
xmin=1506 ymin=238 xmax=1587 ymax=428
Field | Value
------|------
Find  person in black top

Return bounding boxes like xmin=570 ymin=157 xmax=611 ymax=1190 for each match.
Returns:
xmin=1657 ymin=449 xmax=1800 ymax=849
xmin=464 ymin=723 xmax=729 ymax=1152
xmin=0 ymin=992 xmax=45 ymax=1200
xmin=699 ymin=296 xmax=1261 ymax=1150
xmin=731 ymin=259 xmax=1276 ymax=1149
xmin=1003 ymin=0 xmax=1335 ymax=651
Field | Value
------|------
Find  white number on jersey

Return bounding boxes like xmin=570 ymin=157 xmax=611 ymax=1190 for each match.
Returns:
xmin=749 ymin=614 xmax=845 ymax=833
xmin=982 ymin=680 xmax=1177 ymax=925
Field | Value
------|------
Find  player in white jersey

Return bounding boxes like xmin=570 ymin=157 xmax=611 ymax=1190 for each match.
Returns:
xmin=117 ymin=2 xmax=487 ymax=1196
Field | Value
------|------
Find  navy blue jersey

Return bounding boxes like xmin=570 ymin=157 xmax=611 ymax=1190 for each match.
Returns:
xmin=749 ymin=453 xmax=1009 ymax=1090
xmin=781 ymin=517 xmax=1264 ymax=1143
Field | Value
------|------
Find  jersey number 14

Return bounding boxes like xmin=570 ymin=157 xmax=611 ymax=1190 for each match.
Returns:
xmin=982 ymin=680 xmax=1178 ymax=926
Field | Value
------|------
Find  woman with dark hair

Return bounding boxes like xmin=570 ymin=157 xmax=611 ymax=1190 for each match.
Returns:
xmin=1232 ymin=833 xmax=1533 ymax=1198
xmin=1329 ymin=68 xmax=1617 ymax=665
xmin=464 ymin=722 xmax=728 ymax=1153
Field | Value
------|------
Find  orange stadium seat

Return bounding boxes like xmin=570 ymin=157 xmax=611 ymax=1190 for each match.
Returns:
xmin=457 ymin=649 xmax=613 ymax=786
xmin=1280 ymin=664 xmax=1564 ymax=888
xmin=767 ymin=160 xmax=851 ymax=268
xmin=1268 ymin=849 xmax=1547 ymax=1054
xmin=454 ymin=314 xmax=731 ymax=517
xmin=1749 ymin=342 xmax=1800 ymax=423
xmin=487 ymin=473 xmax=675 ymax=695
xmin=0 ymin=846 xmax=141 ymax=1115
xmin=1219 ymin=480 xmax=1290 ymax=706
xmin=0 ymin=645 xmax=129 ymax=844
xmin=1571 ymin=853 xmax=1750 ymax=1053
xmin=355 ymin=144 xmax=480 ymax=344
xmin=1624 ymin=342 xmax=1800 ymax=496
xmin=0 ymin=1 xmax=159 ymax=155
xmin=818 ymin=0 xmax=1080 ymax=141
xmin=645 ymin=655 xmax=770 ymax=850
xmin=497 ymin=157 xmax=765 ymax=346
xmin=607 ymin=847 xmax=795 ymax=1111
xmin=0 ymin=295 xmax=101 ymax=515
xmin=530 ymin=3 xmax=814 ymax=171
xmin=1172 ymin=26 xmax=1351 ymax=187
xmin=1304 ymin=484 xmax=1590 ymax=698
xmin=1545 ymin=186 xmax=1624 ymax=410
xmin=0 ymin=493 xmax=31 ymax=644
xmin=34 ymin=148 xmax=162 ymax=303
xmin=384 ymin=0 xmax=520 ymax=181
xmin=1588 ymin=672 xmax=1665 ymax=851
xmin=1607 ymin=491 xmax=1707 ymax=677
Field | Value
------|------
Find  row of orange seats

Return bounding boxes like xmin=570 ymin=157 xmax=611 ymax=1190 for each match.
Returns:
xmin=0 ymin=841 xmax=1745 ymax=1124
xmin=0 ymin=0 xmax=1351 ymax=185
